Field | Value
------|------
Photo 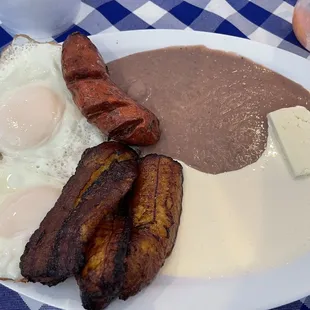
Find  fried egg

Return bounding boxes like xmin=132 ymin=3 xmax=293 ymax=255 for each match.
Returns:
xmin=0 ymin=37 xmax=105 ymax=280
xmin=0 ymin=37 xmax=104 ymax=182
xmin=0 ymin=163 xmax=63 ymax=280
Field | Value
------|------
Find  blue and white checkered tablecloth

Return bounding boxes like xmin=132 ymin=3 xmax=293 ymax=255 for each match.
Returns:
xmin=0 ymin=0 xmax=310 ymax=309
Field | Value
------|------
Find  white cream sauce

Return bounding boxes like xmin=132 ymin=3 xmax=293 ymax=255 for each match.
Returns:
xmin=162 ymin=128 xmax=310 ymax=278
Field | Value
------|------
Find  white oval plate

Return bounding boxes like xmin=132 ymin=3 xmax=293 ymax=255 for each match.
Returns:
xmin=2 ymin=30 xmax=310 ymax=310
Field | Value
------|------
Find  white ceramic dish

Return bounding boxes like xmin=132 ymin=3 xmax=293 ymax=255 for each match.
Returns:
xmin=2 ymin=29 xmax=310 ymax=310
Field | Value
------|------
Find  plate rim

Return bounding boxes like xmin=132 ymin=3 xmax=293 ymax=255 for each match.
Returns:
xmin=1 ymin=29 xmax=310 ymax=310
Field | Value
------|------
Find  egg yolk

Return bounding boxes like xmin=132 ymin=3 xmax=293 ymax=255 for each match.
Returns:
xmin=0 ymin=186 xmax=60 ymax=238
xmin=0 ymin=84 xmax=65 ymax=151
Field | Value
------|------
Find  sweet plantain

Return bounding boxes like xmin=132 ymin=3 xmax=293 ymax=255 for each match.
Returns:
xmin=20 ymin=142 xmax=138 ymax=286
xmin=120 ymin=154 xmax=183 ymax=300
xmin=77 ymin=214 xmax=130 ymax=310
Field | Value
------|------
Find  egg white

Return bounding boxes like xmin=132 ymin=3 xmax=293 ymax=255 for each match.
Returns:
xmin=0 ymin=163 xmax=63 ymax=280
xmin=0 ymin=38 xmax=106 ymax=280
xmin=0 ymin=39 xmax=105 ymax=182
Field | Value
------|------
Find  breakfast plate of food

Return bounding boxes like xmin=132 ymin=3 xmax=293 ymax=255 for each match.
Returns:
xmin=1 ymin=29 xmax=310 ymax=310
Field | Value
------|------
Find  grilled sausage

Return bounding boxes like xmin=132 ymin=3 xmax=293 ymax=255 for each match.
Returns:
xmin=62 ymin=32 xmax=160 ymax=146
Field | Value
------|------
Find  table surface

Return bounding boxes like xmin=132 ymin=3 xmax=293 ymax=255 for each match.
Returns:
xmin=0 ymin=0 xmax=310 ymax=309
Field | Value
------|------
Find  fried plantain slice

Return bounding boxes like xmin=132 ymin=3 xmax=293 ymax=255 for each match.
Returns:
xmin=120 ymin=154 xmax=183 ymax=300
xmin=20 ymin=142 xmax=138 ymax=286
xmin=77 ymin=214 xmax=130 ymax=310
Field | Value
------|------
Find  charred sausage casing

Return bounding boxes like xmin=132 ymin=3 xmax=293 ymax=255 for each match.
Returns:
xmin=61 ymin=32 xmax=160 ymax=146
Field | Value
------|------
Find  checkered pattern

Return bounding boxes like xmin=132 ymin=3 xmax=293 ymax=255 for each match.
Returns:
xmin=0 ymin=0 xmax=310 ymax=309
xmin=0 ymin=0 xmax=308 ymax=58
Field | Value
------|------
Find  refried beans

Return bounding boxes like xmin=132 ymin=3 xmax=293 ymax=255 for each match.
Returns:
xmin=108 ymin=46 xmax=310 ymax=174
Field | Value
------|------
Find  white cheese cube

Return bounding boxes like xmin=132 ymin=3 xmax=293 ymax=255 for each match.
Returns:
xmin=267 ymin=106 xmax=310 ymax=178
